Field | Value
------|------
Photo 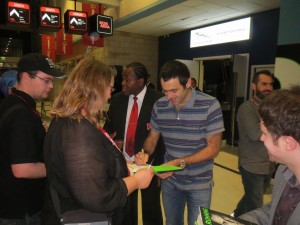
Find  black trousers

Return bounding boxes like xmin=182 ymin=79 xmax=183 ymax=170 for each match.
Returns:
xmin=122 ymin=177 xmax=163 ymax=225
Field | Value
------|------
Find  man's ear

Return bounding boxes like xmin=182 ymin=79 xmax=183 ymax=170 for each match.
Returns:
xmin=284 ymin=136 xmax=298 ymax=151
xmin=252 ymin=82 xmax=256 ymax=93
xmin=186 ymin=78 xmax=192 ymax=89
xmin=22 ymin=72 xmax=32 ymax=81
xmin=137 ymin=77 xmax=145 ymax=87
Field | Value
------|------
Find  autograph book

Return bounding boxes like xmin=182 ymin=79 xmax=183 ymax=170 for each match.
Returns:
xmin=127 ymin=164 xmax=182 ymax=176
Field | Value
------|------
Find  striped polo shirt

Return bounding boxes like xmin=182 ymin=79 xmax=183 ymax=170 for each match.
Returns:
xmin=151 ymin=89 xmax=224 ymax=190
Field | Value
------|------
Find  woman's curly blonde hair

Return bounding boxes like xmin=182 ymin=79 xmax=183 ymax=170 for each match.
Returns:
xmin=50 ymin=57 xmax=115 ymax=126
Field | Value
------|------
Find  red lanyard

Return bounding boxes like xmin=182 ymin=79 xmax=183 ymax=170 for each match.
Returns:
xmin=98 ymin=126 xmax=130 ymax=176
xmin=249 ymin=98 xmax=259 ymax=108
xmin=98 ymin=127 xmax=122 ymax=153
xmin=10 ymin=93 xmax=41 ymax=119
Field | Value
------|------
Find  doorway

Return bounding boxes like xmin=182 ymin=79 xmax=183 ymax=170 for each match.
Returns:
xmin=195 ymin=54 xmax=249 ymax=146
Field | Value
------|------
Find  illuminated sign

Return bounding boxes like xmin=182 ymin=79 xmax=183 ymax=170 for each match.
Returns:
xmin=7 ymin=1 xmax=30 ymax=24
xmin=39 ymin=6 xmax=61 ymax=29
xmin=88 ymin=14 xmax=113 ymax=36
xmin=64 ymin=10 xmax=87 ymax=34
xmin=190 ymin=17 xmax=251 ymax=48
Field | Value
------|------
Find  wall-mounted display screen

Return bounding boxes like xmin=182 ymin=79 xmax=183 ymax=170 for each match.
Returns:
xmin=39 ymin=6 xmax=61 ymax=29
xmin=88 ymin=14 xmax=113 ymax=36
xmin=64 ymin=10 xmax=87 ymax=34
xmin=7 ymin=1 xmax=30 ymax=24
xmin=190 ymin=17 xmax=251 ymax=48
xmin=97 ymin=15 xmax=113 ymax=35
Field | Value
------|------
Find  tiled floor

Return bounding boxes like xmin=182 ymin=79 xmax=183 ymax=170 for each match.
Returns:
xmin=138 ymin=141 xmax=272 ymax=224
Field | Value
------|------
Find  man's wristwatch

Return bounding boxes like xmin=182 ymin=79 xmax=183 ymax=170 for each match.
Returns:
xmin=179 ymin=159 xmax=186 ymax=169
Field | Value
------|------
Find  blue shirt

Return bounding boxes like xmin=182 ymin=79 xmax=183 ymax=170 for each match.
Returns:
xmin=151 ymin=89 xmax=224 ymax=190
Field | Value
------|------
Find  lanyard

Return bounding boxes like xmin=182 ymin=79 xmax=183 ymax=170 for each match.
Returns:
xmin=98 ymin=126 xmax=122 ymax=153
xmin=10 ymin=93 xmax=41 ymax=119
xmin=249 ymin=97 xmax=259 ymax=108
xmin=97 ymin=125 xmax=130 ymax=176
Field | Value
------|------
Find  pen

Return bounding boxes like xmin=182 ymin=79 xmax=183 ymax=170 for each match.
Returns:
xmin=141 ymin=149 xmax=147 ymax=165
xmin=147 ymin=158 xmax=154 ymax=169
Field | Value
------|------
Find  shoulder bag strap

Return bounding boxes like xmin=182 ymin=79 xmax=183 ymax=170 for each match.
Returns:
xmin=50 ymin=184 xmax=62 ymax=218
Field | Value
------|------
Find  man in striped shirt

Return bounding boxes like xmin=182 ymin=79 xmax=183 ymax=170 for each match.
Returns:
xmin=135 ymin=60 xmax=224 ymax=225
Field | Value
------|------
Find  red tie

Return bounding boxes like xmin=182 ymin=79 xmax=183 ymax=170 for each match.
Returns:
xmin=126 ymin=96 xmax=138 ymax=157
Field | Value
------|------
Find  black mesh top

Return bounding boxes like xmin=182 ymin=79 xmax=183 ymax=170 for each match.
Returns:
xmin=43 ymin=117 xmax=128 ymax=223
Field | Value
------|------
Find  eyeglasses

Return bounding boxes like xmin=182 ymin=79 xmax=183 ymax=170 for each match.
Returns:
xmin=110 ymin=86 xmax=115 ymax=92
xmin=35 ymin=75 xmax=54 ymax=85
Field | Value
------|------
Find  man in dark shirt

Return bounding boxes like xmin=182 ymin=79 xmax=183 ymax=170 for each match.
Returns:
xmin=239 ymin=85 xmax=300 ymax=225
xmin=234 ymin=70 xmax=276 ymax=217
xmin=0 ymin=53 xmax=64 ymax=225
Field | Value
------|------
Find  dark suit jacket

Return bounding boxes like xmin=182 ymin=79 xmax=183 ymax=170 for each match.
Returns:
xmin=104 ymin=87 xmax=165 ymax=165
xmin=195 ymin=87 xmax=201 ymax=92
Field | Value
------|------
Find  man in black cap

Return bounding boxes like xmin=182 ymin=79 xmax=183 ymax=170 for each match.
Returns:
xmin=0 ymin=53 xmax=65 ymax=225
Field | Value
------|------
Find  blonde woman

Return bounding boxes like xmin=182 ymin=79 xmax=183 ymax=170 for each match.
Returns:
xmin=43 ymin=58 xmax=154 ymax=225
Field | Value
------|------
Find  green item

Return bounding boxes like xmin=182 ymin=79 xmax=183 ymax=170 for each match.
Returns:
xmin=151 ymin=165 xmax=183 ymax=174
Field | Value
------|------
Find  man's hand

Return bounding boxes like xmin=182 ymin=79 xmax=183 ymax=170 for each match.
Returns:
xmin=109 ymin=131 xmax=117 ymax=139
xmin=156 ymin=159 xmax=178 ymax=179
xmin=135 ymin=150 xmax=149 ymax=166
xmin=157 ymin=171 xmax=173 ymax=179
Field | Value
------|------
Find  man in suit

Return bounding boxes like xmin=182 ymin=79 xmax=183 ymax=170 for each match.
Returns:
xmin=191 ymin=77 xmax=201 ymax=92
xmin=239 ymin=85 xmax=300 ymax=225
xmin=104 ymin=62 xmax=165 ymax=225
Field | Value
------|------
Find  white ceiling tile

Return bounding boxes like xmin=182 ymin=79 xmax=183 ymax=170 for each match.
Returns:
xmin=206 ymin=0 xmax=242 ymax=7
xmin=228 ymin=2 xmax=265 ymax=12
xmin=194 ymin=2 xmax=225 ymax=11
xmin=247 ymin=0 xmax=280 ymax=8
xmin=212 ymin=7 xmax=239 ymax=16
xmin=181 ymin=0 xmax=207 ymax=7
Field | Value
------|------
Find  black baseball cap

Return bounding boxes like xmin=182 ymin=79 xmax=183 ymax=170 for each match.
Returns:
xmin=17 ymin=53 xmax=65 ymax=78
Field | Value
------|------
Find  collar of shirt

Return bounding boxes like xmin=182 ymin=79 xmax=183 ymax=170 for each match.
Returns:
xmin=11 ymin=87 xmax=36 ymax=109
xmin=128 ymin=85 xmax=147 ymax=113
xmin=283 ymin=167 xmax=300 ymax=190
xmin=253 ymin=96 xmax=262 ymax=105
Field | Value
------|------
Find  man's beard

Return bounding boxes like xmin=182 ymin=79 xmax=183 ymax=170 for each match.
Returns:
xmin=256 ymin=89 xmax=271 ymax=99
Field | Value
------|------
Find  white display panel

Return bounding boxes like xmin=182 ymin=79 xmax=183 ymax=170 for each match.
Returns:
xmin=190 ymin=17 xmax=251 ymax=48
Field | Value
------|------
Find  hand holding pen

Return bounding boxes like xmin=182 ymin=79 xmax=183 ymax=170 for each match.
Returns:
xmin=135 ymin=149 xmax=149 ymax=166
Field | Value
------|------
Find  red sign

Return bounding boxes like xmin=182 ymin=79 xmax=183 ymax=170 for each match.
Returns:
xmin=42 ymin=35 xmax=55 ymax=61
xmin=96 ymin=15 xmax=113 ymax=35
xmin=56 ymin=24 xmax=73 ymax=55
xmin=7 ymin=1 xmax=30 ymax=24
xmin=82 ymin=3 xmax=99 ymax=16
xmin=82 ymin=3 xmax=104 ymax=47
